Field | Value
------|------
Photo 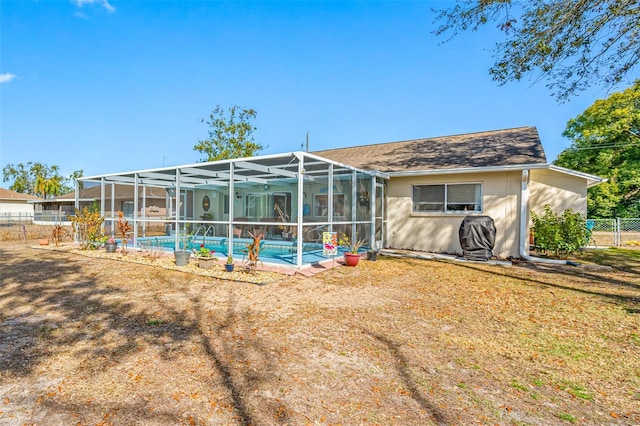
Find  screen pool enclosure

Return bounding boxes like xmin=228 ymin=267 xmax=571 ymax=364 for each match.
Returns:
xmin=76 ymin=152 xmax=388 ymax=268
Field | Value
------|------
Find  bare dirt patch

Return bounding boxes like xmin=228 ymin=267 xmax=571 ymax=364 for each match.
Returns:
xmin=1 ymin=241 xmax=638 ymax=425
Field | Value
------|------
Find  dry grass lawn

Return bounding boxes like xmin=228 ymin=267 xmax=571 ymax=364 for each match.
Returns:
xmin=1 ymin=241 xmax=639 ymax=425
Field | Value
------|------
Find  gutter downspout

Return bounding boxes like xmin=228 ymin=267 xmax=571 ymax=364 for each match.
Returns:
xmin=519 ymin=169 xmax=567 ymax=265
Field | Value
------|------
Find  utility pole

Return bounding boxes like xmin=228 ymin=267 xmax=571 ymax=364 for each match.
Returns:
xmin=306 ymin=131 xmax=309 ymax=152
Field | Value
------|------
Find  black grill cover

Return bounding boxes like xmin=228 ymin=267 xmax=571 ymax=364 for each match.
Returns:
xmin=458 ymin=216 xmax=496 ymax=261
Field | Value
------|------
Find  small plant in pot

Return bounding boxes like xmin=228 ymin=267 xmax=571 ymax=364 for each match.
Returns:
xmin=225 ymin=254 xmax=234 ymax=272
xmin=105 ymin=236 xmax=118 ymax=253
xmin=338 ymin=234 xmax=366 ymax=267
xmin=174 ymin=233 xmax=192 ymax=266
xmin=194 ymin=244 xmax=216 ymax=269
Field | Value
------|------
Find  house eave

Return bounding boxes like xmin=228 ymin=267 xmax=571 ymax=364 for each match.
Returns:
xmin=387 ymin=163 xmax=606 ymax=188
xmin=547 ymin=165 xmax=607 ymax=188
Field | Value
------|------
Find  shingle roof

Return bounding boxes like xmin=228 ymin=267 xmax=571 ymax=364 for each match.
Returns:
xmin=312 ymin=126 xmax=547 ymax=173
xmin=0 ymin=188 xmax=42 ymax=201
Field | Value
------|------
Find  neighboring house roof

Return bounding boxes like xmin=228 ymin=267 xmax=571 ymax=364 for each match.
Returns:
xmin=313 ymin=126 xmax=547 ymax=174
xmin=0 ymin=188 xmax=42 ymax=201
xmin=33 ymin=185 xmax=168 ymax=203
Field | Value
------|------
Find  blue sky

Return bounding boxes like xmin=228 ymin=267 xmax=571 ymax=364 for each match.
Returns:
xmin=0 ymin=0 xmax=626 ymax=179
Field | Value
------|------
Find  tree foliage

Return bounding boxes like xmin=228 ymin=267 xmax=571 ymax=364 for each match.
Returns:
xmin=194 ymin=105 xmax=265 ymax=161
xmin=554 ymin=80 xmax=640 ymax=217
xmin=434 ymin=0 xmax=640 ymax=101
xmin=2 ymin=162 xmax=83 ymax=199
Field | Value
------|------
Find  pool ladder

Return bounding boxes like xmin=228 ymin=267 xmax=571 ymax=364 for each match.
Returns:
xmin=194 ymin=225 xmax=216 ymax=244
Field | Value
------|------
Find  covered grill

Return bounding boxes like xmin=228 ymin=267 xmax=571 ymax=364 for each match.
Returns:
xmin=458 ymin=215 xmax=496 ymax=261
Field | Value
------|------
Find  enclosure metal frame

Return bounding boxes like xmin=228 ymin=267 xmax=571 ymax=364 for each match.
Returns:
xmin=76 ymin=152 xmax=388 ymax=268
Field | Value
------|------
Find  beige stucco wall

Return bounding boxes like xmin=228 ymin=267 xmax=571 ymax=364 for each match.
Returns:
xmin=386 ymin=168 xmax=590 ymax=258
xmin=0 ymin=200 xmax=35 ymax=216
xmin=529 ymin=169 xmax=587 ymax=217
xmin=386 ymin=171 xmax=523 ymax=258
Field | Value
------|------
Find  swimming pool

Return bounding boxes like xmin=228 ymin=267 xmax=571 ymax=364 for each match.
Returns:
xmin=137 ymin=236 xmax=347 ymax=266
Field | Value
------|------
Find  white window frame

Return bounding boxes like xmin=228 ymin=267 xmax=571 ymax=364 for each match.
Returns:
xmin=412 ymin=183 xmax=483 ymax=214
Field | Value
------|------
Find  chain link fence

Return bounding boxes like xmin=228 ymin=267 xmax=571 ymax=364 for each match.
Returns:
xmin=587 ymin=219 xmax=618 ymax=247
xmin=0 ymin=212 xmax=34 ymax=224
xmin=618 ymin=218 xmax=640 ymax=247
xmin=587 ymin=218 xmax=640 ymax=247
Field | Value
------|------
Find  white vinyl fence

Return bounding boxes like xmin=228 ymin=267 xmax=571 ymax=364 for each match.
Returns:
xmin=587 ymin=218 xmax=640 ymax=247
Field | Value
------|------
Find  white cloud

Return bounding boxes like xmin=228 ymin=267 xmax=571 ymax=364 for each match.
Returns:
xmin=72 ymin=0 xmax=115 ymax=13
xmin=0 ymin=74 xmax=16 ymax=84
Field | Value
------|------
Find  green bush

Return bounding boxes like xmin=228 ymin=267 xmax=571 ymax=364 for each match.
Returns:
xmin=70 ymin=207 xmax=105 ymax=250
xmin=531 ymin=205 xmax=591 ymax=258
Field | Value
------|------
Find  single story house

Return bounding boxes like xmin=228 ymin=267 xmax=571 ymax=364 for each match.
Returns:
xmin=0 ymin=188 xmax=41 ymax=222
xmin=313 ymin=126 xmax=603 ymax=259
xmin=76 ymin=126 xmax=603 ymax=266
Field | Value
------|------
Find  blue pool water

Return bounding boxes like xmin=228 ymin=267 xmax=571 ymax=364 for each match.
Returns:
xmin=137 ymin=236 xmax=345 ymax=266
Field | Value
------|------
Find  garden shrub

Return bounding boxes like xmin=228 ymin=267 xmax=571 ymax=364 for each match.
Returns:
xmin=531 ymin=205 xmax=590 ymax=258
xmin=70 ymin=207 xmax=105 ymax=250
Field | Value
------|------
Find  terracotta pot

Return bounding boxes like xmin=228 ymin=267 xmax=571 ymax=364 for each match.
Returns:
xmin=343 ymin=252 xmax=360 ymax=267
xmin=38 ymin=239 xmax=49 ymax=246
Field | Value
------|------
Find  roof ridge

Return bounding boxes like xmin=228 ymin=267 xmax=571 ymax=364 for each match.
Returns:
xmin=313 ymin=126 xmax=545 ymax=172
xmin=313 ymin=126 xmax=537 ymax=152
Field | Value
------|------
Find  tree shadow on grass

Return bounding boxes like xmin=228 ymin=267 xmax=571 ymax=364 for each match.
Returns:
xmin=0 ymin=247 xmax=286 ymax=425
xmin=188 ymin=291 xmax=288 ymax=425
xmin=0 ymin=249 xmax=194 ymax=377
xmin=574 ymin=247 xmax=640 ymax=275
xmin=453 ymin=260 xmax=640 ymax=313
xmin=359 ymin=327 xmax=452 ymax=426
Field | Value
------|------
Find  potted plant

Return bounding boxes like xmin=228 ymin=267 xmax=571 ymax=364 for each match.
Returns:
xmin=174 ymin=233 xmax=192 ymax=266
xmin=339 ymin=234 xmax=366 ymax=267
xmin=105 ymin=236 xmax=118 ymax=253
xmin=225 ymin=254 xmax=235 ymax=272
xmin=195 ymin=244 xmax=216 ymax=269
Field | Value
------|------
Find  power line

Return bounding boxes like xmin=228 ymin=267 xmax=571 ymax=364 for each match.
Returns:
xmin=569 ymin=142 xmax=640 ymax=151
